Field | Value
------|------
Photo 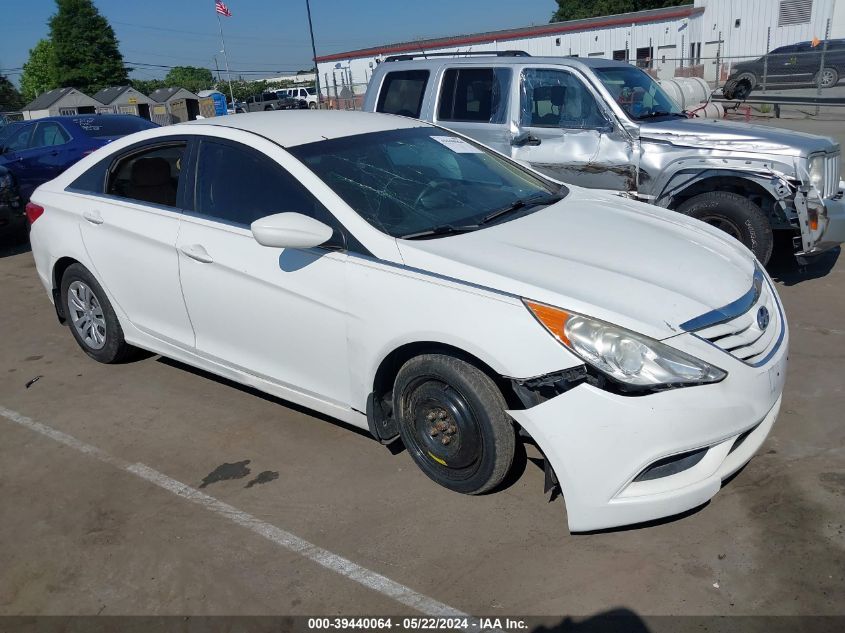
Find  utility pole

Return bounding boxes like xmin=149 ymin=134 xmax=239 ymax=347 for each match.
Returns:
xmin=212 ymin=55 xmax=222 ymax=82
xmin=305 ymin=0 xmax=322 ymax=108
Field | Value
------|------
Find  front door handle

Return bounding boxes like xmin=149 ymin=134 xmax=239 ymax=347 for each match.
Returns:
xmin=511 ymin=132 xmax=542 ymax=147
xmin=179 ymin=244 xmax=214 ymax=263
xmin=82 ymin=210 xmax=103 ymax=225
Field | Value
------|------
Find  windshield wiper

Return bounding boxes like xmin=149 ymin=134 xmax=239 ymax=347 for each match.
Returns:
xmin=478 ymin=192 xmax=565 ymax=226
xmin=399 ymin=224 xmax=480 ymax=240
xmin=636 ymin=111 xmax=687 ymax=120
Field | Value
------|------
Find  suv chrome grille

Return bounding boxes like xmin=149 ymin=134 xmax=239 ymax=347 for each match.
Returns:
xmin=681 ymin=267 xmax=784 ymax=367
xmin=825 ymin=153 xmax=840 ymax=199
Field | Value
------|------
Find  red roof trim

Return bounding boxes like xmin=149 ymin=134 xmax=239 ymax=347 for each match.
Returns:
xmin=315 ymin=6 xmax=703 ymax=63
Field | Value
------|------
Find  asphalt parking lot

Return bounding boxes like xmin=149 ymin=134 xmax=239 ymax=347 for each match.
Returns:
xmin=0 ymin=118 xmax=843 ymax=622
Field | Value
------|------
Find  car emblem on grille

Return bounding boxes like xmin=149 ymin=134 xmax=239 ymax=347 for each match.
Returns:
xmin=757 ymin=306 xmax=770 ymax=330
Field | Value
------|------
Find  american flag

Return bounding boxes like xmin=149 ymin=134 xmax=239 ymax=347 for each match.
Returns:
xmin=215 ymin=0 xmax=232 ymax=17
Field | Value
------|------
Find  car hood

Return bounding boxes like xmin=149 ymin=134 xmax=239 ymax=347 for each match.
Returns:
xmin=396 ymin=187 xmax=758 ymax=340
xmin=640 ymin=117 xmax=837 ymax=158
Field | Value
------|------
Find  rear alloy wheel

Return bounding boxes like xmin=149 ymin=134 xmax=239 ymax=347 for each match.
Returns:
xmin=816 ymin=67 xmax=839 ymax=89
xmin=61 ymin=263 xmax=134 ymax=363
xmin=677 ymin=191 xmax=774 ymax=264
xmin=309 ymin=102 xmax=317 ymax=110
xmin=393 ymin=354 xmax=515 ymax=495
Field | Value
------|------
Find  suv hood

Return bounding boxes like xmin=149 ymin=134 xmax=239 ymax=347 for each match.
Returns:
xmin=396 ymin=187 xmax=757 ymax=340
xmin=640 ymin=117 xmax=837 ymax=158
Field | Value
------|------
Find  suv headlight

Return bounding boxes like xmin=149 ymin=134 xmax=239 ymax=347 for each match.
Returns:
xmin=525 ymin=300 xmax=726 ymax=388
xmin=808 ymin=155 xmax=825 ymax=194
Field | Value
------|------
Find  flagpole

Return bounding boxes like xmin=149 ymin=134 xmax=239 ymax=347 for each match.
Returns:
xmin=216 ymin=5 xmax=237 ymax=113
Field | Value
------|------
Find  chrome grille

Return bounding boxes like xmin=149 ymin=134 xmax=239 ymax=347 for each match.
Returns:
xmin=825 ymin=153 xmax=841 ymax=199
xmin=681 ymin=267 xmax=785 ymax=367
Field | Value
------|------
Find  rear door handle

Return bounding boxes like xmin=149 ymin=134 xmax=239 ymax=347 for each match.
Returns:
xmin=179 ymin=244 xmax=214 ymax=263
xmin=82 ymin=210 xmax=103 ymax=225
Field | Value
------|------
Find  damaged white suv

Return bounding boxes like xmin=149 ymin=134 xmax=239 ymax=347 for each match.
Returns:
xmin=28 ymin=111 xmax=787 ymax=531
xmin=364 ymin=52 xmax=844 ymax=264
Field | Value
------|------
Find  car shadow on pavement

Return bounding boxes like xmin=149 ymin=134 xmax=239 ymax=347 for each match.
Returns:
xmin=768 ymin=241 xmax=840 ymax=286
xmin=154 ymin=356 xmax=380 ymax=443
xmin=530 ymin=609 xmax=652 ymax=633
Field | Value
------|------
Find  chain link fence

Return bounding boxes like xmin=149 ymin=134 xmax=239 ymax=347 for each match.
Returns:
xmin=318 ymin=32 xmax=844 ymax=121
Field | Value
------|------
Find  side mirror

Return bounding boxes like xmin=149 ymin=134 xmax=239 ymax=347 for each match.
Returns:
xmin=250 ymin=212 xmax=334 ymax=249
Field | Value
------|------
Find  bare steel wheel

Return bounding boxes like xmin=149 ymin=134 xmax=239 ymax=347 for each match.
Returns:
xmin=60 ymin=263 xmax=135 ymax=363
xmin=393 ymin=354 xmax=515 ymax=495
xmin=67 ymin=280 xmax=106 ymax=350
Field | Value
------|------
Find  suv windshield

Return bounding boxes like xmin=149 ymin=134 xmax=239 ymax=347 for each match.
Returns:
xmin=71 ymin=116 xmax=158 ymax=138
xmin=593 ymin=66 xmax=684 ymax=121
xmin=288 ymin=127 xmax=563 ymax=239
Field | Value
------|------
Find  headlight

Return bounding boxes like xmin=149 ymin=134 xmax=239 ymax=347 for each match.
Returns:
xmin=808 ymin=155 xmax=825 ymax=193
xmin=524 ymin=300 xmax=726 ymax=388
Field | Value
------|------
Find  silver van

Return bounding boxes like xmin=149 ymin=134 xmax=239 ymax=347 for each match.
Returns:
xmin=363 ymin=52 xmax=844 ymax=264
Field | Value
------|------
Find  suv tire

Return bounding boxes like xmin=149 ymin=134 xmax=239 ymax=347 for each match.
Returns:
xmin=677 ymin=191 xmax=774 ymax=264
xmin=393 ymin=354 xmax=515 ymax=495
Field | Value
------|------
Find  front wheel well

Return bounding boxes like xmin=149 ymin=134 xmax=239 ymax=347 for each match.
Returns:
xmin=368 ymin=342 xmax=522 ymax=441
xmin=668 ymin=175 xmax=783 ymax=224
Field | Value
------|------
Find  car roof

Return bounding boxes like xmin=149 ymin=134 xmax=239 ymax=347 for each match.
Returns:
xmin=182 ymin=110 xmax=430 ymax=147
xmin=377 ymin=55 xmax=632 ymax=71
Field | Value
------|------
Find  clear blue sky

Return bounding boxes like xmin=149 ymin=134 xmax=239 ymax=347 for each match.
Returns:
xmin=1 ymin=0 xmax=554 ymax=83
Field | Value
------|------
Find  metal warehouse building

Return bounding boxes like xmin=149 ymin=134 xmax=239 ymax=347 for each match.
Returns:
xmin=316 ymin=0 xmax=845 ymax=99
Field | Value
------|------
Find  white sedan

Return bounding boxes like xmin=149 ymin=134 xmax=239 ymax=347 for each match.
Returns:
xmin=27 ymin=111 xmax=787 ymax=532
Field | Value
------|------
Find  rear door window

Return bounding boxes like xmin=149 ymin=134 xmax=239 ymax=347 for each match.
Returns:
xmin=31 ymin=122 xmax=71 ymax=148
xmin=437 ymin=67 xmax=511 ymax=124
xmin=107 ymin=142 xmax=186 ymax=208
xmin=376 ymin=70 xmax=430 ymax=118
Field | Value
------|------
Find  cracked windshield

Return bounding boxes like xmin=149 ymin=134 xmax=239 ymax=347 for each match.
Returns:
xmin=289 ymin=127 xmax=564 ymax=239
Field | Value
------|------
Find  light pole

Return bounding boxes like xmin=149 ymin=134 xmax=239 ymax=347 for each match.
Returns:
xmin=305 ymin=0 xmax=322 ymax=108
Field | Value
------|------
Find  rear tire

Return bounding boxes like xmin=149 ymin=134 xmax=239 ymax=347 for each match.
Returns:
xmin=308 ymin=102 xmax=317 ymax=110
xmin=60 ymin=263 xmax=135 ymax=363
xmin=676 ymin=191 xmax=774 ymax=264
xmin=816 ymin=67 xmax=839 ymax=89
xmin=393 ymin=354 xmax=515 ymax=495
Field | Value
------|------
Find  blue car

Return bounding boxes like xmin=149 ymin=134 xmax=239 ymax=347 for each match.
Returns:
xmin=0 ymin=114 xmax=158 ymax=203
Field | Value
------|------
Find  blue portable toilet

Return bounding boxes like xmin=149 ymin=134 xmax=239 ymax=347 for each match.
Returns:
xmin=198 ymin=90 xmax=229 ymax=117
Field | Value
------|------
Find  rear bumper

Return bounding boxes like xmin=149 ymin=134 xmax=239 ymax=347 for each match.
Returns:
xmin=508 ymin=333 xmax=787 ymax=532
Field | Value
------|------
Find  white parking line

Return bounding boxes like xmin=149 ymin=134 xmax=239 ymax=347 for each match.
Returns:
xmin=0 ymin=405 xmax=475 ymax=621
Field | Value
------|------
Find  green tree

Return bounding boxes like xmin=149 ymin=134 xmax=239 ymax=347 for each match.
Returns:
xmin=19 ymin=39 xmax=59 ymax=102
xmin=49 ymin=0 xmax=127 ymax=94
xmin=551 ymin=0 xmax=689 ymax=22
xmin=129 ymin=78 xmax=166 ymax=96
xmin=217 ymin=79 xmax=264 ymax=102
xmin=0 ymin=74 xmax=24 ymax=111
xmin=164 ymin=66 xmax=214 ymax=93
